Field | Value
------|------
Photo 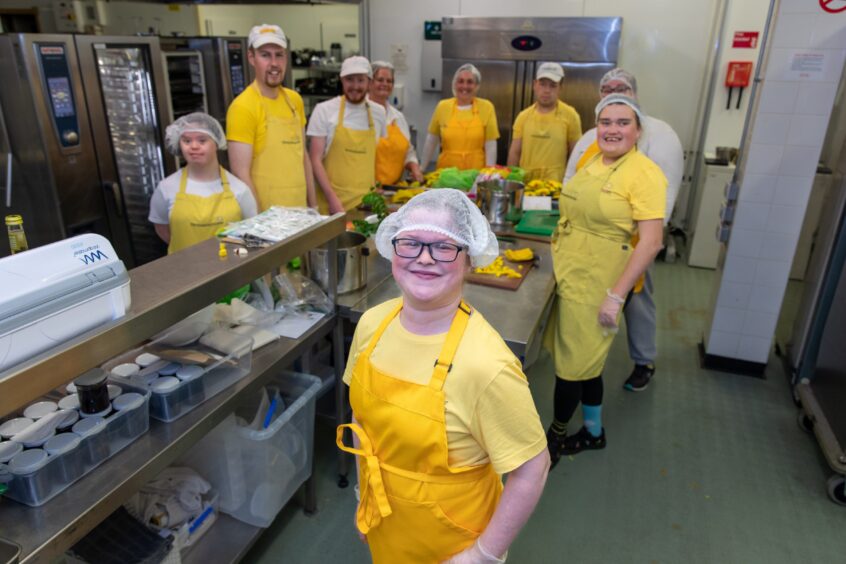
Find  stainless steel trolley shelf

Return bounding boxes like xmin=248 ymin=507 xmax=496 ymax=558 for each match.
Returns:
xmin=0 ymin=213 xmax=346 ymax=564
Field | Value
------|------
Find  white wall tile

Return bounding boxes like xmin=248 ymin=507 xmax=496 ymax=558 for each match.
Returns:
xmin=819 ymin=49 xmax=846 ymax=82
xmin=779 ymin=0 xmax=821 ymax=14
xmin=742 ymin=310 xmax=780 ymax=337
xmin=767 ymin=48 xmax=845 ymax=83
xmin=716 ymin=281 xmax=753 ymax=309
xmin=736 ymin=335 xmax=772 ymax=363
xmin=767 ymin=203 xmax=807 ymax=235
xmin=812 ymin=13 xmax=846 ymax=49
xmin=773 ymin=174 xmax=814 ymax=206
xmin=745 ymin=143 xmax=785 ymax=176
xmin=759 ymin=231 xmax=801 ymax=261
xmin=723 ymin=253 xmax=758 ymax=284
xmin=739 ymin=174 xmax=777 ymax=203
xmin=707 ymin=330 xmax=741 ymax=357
xmin=751 ymin=113 xmax=791 ymax=145
xmin=795 ymin=82 xmax=839 ymax=115
xmin=778 ymin=144 xmax=823 ymax=177
xmin=771 ymin=13 xmax=815 ymax=48
xmin=747 ymin=284 xmax=787 ymax=315
xmin=712 ymin=307 xmax=748 ymax=334
xmin=757 ymin=81 xmax=799 ymax=114
xmin=728 ymin=228 xmax=765 ymax=258
xmin=764 ymin=48 xmax=798 ymax=81
xmin=787 ymin=113 xmax=830 ymax=147
xmin=734 ymin=202 xmax=771 ymax=231
xmin=754 ymin=259 xmax=792 ymax=286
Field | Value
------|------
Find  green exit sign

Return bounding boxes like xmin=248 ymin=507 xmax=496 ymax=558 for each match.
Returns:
xmin=424 ymin=21 xmax=442 ymax=40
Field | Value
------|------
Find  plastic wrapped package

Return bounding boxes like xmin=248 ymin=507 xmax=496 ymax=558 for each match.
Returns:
xmin=273 ymin=271 xmax=333 ymax=314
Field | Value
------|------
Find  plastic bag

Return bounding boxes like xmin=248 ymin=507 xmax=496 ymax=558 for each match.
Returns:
xmin=434 ymin=167 xmax=479 ymax=191
xmin=272 ymin=271 xmax=334 ymax=314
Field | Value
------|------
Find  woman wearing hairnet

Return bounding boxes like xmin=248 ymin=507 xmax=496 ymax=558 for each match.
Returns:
xmin=421 ymin=64 xmax=500 ymax=171
xmin=337 ymin=189 xmax=549 ymax=563
xmin=149 ymin=112 xmax=257 ymax=254
xmin=546 ymin=95 xmax=666 ymax=466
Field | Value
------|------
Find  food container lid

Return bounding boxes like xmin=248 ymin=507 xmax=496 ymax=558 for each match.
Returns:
xmin=9 ymin=449 xmax=49 ymax=475
xmin=111 ymin=363 xmax=140 ymax=378
xmin=44 ymin=433 xmax=82 ymax=456
xmin=0 ymin=417 xmax=34 ymax=439
xmin=176 ymin=365 xmax=204 ymax=381
xmin=0 ymin=441 xmax=23 ymax=463
xmin=151 ymin=376 xmax=180 ymax=394
xmin=74 ymin=368 xmax=108 ymax=389
xmin=107 ymin=384 xmax=123 ymax=400
xmin=72 ymin=416 xmax=106 ymax=437
xmin=23 ymin=401 xmax=58 ymax=420
xmin=65 ymin=382 xmax=77 ymax=394
xmin=112 ymin=393 xmax=144 ymax=411
xmin=135 ymin=353 xmax=160 ymax=367
xmin=58 ymin=394 xmax=81 ymax=410
xmin=79 ymin=405 xmax=111 ymax=419
xmin=157 ymin=362 xmax=182 ymax=376
xmin=56 ymin=409 xmax=79 ymax=431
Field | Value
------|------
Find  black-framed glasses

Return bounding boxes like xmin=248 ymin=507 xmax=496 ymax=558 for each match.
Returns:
xmin=600 ymin=86 xmax=632 ymax=95
xmin=391 ymin=238 xmax=466 ymax=262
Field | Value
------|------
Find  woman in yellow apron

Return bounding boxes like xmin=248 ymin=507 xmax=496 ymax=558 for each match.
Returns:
xmin=546 ymin=95 xmax=666 ymax=467
xmin=338 ymin=190 xmax=549 ymax=562
xmin=369 ymin=61 xmax=424 ymax=186
xmin=421 ymin=64 xmax=499 ymax=172
xmin=149 ymin=113 xmax=257 ymax=254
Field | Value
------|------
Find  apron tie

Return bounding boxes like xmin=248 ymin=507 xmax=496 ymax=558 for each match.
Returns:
xmin=337 ymin=423 xmax=393 ymax=533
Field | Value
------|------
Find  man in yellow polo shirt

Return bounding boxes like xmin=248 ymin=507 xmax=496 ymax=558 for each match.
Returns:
xmin=507 ymin=62 xmax=582 ymax=182
xmin=226 ymin=24 xmax=315 ymax=210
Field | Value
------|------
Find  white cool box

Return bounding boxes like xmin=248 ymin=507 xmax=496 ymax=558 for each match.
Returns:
xmin=0 ymin=234 xmax=131 ymax=373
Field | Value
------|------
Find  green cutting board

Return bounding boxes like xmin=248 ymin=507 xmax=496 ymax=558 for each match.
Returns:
xmin=515 ymin=210 xmax=560 ymax=236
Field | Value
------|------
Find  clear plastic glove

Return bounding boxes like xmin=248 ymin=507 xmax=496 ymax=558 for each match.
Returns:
xmin=597 ymin=296 xmax=622 ymax=330
xmin=442 ymin=540 xmax=505 ymax=564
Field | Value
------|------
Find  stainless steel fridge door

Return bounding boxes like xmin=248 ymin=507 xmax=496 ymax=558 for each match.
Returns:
xmin=559 ymin=62 xmax=616 ymax=134
xmin=0 ymin=34 xmax=108 ymax=255
xmin=75 ymin=35 xmax=174 ymax=266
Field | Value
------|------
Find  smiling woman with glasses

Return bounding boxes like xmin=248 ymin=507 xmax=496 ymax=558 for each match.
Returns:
xmin=336 ymin=189 xmax=550 ymax=563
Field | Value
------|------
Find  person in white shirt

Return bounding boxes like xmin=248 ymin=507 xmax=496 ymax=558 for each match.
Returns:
xmin=149 ymin=112 xmax=257 ymax=254
xmin=368 ymin=60 xmax=424 ymax=185
xmin=307 ymin=56 xmax=388 ymax=213
xmin=564 ymin=68 xmax=684 ymax=392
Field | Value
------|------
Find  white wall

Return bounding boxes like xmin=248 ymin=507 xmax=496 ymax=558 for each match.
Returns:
xmin=101 ymin=2 xmax=199 ymax=36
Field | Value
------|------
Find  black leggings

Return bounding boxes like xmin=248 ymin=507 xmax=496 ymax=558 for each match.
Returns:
xmin=553 ymin=375 xmax=603 ymax=424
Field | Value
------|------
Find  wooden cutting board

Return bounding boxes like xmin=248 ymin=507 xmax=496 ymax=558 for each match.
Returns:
xmin=465 ymin=258 xmax=533 ymax=291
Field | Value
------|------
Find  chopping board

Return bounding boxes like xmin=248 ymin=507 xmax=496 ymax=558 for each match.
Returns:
xmin=465 ymin=258 xmax=533 ymax=291
xmin=515 ymin=210 xmax=559 ymax=237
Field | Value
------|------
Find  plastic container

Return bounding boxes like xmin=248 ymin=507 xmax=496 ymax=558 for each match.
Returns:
xmin=1 ymin=379 xmax=150 ymax=507
xmin=180 ymin=371 xmax=320 ymax=527
xmin=104 ymin=324 xmax=253 ymax=422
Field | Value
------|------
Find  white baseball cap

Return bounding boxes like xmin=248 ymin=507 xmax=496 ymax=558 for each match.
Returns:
xmin=248 ymin=24 xmax=288 ymax=50
xmin=536 ymin=62 xmax=564 ymax=83
xmin=340 ymin=56 xmax=372 ymax=78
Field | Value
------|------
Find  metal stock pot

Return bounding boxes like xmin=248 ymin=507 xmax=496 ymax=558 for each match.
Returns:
xmin=307 ymin=232 xmax=369 ymax=295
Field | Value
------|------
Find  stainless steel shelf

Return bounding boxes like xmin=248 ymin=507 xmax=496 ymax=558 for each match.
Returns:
xmin=182 ymin=514 xmax=262 ymax=564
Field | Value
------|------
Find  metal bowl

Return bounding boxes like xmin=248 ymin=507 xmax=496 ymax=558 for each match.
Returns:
xmin=476 ymin=180 xmax=525 ymax=226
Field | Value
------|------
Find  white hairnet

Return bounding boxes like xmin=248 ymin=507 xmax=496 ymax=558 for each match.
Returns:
xmin=451 ymin=64 xmax=481 ymax=97
xmin=599 ymin=68 xmax=638 ymax=96
xmin=165 ymin=112 xmax=226 ymax=156
xmin=371 ymin=60 xmax=395 ymax=79
xmin=595 ymin=94 xmax=644 ymax=126
xmin=375 ymin=188 xmax=499 ymax=267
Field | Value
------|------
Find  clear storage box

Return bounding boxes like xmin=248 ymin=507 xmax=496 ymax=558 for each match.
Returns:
xmin=179 ymin=371 xmax=321 ymax=527
xmin=103 ymin=326 xmax=253 ymax=422
xmin=1 ymin=379 xmax=150 ymax=507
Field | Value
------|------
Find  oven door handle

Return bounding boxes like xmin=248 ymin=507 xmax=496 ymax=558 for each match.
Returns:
xmin=105 ymin=181 xmax=124 ymax=218
xmin=3 ymin=152 xmax=11 ymax=208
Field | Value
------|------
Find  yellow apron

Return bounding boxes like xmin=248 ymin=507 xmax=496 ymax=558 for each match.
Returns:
xmin=168 ymin=167 xmax=242 ymax=254
xmin=375 ymin=120 xmax=410 ymax=185
xmin=337 ymin=301 xmax=502 ymax=563
xmin=318 ymin=97 xmax=377 ymax=213
xmin=519 ymin=103 xmax=569 ymax=182
xmin=437 ymin=100 xmax=486 ymax=171
xmin=550 ymin=151 xmax=637 ymax=380
xmin=250 ymin=84 xmax=307 ymax=210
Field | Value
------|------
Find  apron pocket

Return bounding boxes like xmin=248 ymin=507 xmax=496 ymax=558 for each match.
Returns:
xmin=386 ymin=495 xmax=480 ymax=540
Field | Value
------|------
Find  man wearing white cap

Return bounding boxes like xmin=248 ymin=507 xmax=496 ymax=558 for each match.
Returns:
xmin=308 ymin=55 xmax=387 ymax=213
xmin=507 ymin=62 xmax=582 ymax=182
xmin=226 ymin=24 xmax=315 ymax=211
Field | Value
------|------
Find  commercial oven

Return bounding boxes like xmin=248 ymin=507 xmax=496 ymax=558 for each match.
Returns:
xmin=440 ymin=17 xmax=622 ymax=163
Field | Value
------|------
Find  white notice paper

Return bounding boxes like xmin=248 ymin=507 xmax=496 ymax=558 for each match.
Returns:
xmin=269 ymin=311 xmax=326 ymax=339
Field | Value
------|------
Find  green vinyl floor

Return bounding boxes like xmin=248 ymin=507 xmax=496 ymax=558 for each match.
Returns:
xmin=243 ymin=262 xmax=846 ymax=563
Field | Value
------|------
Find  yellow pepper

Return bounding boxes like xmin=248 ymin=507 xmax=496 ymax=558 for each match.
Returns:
xmin=473 ymin=256 xmax=523 ymax=278
xmin=504 ymin=248 xmax=534 ymax=262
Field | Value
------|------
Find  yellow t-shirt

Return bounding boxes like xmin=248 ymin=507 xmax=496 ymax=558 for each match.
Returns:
xmin=343 ymin=298 xmax=546 ymax=475
xmin=512 ymin=100 xmax=582 ymax=146
xmin=226 ymin=82 xmax=306 ymax=155
xmin=427 ymin=98 xmax=500 ymax=141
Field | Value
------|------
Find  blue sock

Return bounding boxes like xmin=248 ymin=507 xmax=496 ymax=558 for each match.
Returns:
xmin=582 ymin=404 xmax=603 ymax=437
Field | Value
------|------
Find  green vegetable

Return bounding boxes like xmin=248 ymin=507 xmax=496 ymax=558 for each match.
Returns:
xmin=353 ymin=188 xmax=389 ymax=237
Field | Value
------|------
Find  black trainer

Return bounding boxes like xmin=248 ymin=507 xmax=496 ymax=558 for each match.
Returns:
xmin=560 ymin=426 xmax=606 ymax=455
xmin=623 ymin=364 xmax=655 ymax=392
xmin=546 ymin=426 xmax=567 ymax=469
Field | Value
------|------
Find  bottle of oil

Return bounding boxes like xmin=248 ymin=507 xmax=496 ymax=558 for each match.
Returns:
xmin=6 ymin=214 xmax=29 ymax=254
